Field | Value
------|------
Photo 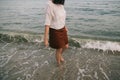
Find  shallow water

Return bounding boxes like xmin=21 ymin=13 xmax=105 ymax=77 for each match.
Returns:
xmin=0 ymin=41 xmax=120 ymax=80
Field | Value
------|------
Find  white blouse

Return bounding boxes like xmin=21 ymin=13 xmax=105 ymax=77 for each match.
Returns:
xmin=44 ymin=0 xmax=66 ymax=30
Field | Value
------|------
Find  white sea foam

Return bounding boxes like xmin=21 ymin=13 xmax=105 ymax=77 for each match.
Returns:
xmin=17 ymin=77 xmax=23 ymax=80
xmin=2 ymin=43 xmax=10 ymax=50
xmin=25 ymin=74 xmax=32 ymax=80
xmin=94 ymin=71 xmax=98 ymax=80
xmin=99 ymin=64 xmax=110 ymax=80
xmin=0 ymin=51 xmax=17 ymax=67
xmin=34 ymin=62 xmax=39 ymax=67
xmin=34 ymin=39 xmax=43 ymax=43
xmin=81 ymin=40 xmax=120 ymax=52
xmin=44 ymin=60 xmax=49 ymax=65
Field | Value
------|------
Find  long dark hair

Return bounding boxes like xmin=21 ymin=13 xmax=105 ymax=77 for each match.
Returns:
xmin=52 ymin=0 xmax=65 ymax=5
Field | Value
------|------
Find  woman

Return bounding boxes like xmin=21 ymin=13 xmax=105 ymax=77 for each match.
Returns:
xmin=44 ymin=0 xmax=68 ymax=66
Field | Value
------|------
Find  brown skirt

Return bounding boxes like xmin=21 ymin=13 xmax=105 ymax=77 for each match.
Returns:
xmin=49 ymin=27 xmax=68 ymax=49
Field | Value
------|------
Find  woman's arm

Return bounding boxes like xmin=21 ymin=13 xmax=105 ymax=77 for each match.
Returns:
xmin=44 ymin=25 xmax=50 ymax=47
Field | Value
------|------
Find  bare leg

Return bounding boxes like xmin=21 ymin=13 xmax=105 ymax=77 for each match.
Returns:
xmin=56 ymin=48 xmax=63 ymax=66
xmin=60 ymin=44 xmax=69 ymax=62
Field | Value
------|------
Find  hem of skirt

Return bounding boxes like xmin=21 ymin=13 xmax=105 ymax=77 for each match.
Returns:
xmin=50 ymin=43 xmax=68 ymax=49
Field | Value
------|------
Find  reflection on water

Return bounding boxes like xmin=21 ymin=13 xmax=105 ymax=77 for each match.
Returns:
xmin=0 ymin=42 xmax=120 ymax=80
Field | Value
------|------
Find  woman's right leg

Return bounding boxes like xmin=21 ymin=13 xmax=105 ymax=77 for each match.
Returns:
xmin=56 ymin=44 xmax=69 ymax=66
xmin=60 ymin=44 xmax=69 ymax=62
xmin=56 ymin=48 xmax=63 ymax=66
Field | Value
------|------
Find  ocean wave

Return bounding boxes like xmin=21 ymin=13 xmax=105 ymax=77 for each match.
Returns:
xmin=0 ymin=32 xmax=120 ymax=52
xmin=0 ymin=32 xmax=43 ymax=43
xmin=73 ymin=38 xmax=120 ymax=52
xmin=0 ymin=33 xmax=28 ymax=42
xmin=68 ymin=37 xmax=120 ymax=52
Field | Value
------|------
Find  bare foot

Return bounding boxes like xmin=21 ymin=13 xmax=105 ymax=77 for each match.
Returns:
xmin=60 ymin=56 xmax=64 ymax=62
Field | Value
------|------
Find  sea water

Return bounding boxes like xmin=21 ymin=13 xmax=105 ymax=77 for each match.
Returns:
xmin=0 ymin=0 xmax=120 ymax=80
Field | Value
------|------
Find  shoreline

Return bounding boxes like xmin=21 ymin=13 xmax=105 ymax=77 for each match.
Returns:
xmin=0 ymin=42 xmax=120 ymax=80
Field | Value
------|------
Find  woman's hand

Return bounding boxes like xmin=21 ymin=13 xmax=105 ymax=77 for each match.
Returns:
xmin=44 ymin=38 xmax=49 ymax=47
